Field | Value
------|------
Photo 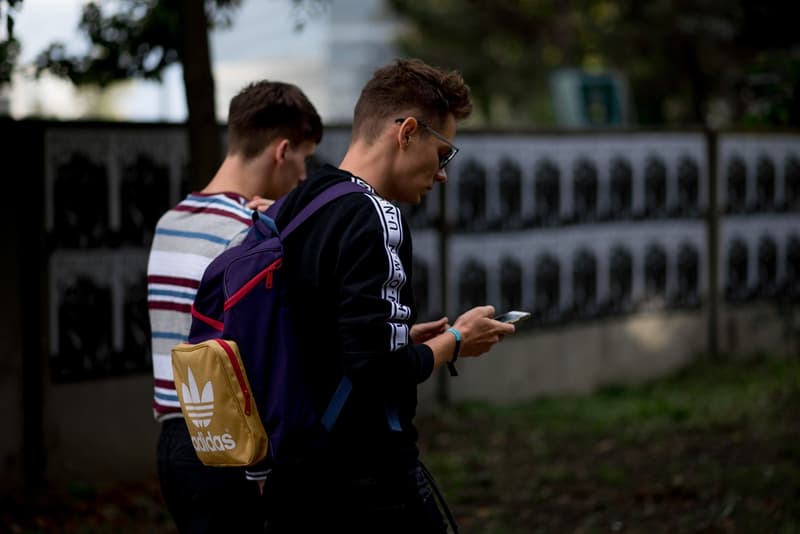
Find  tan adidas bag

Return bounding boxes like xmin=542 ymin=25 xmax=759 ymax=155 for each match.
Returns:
xmin=171 ymin=339 xmax=268 ymax=466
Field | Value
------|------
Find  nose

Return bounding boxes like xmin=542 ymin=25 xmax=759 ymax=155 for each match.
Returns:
xmin=435 ymin=167 xmax=448 ymax=183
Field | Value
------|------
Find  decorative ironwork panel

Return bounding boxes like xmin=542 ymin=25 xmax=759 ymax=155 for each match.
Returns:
xmin=572 ymin=159 xmax=598 ymax=223
xmin=757 ymin=236 xmax=778 ymax=296
xmin=609 ymin=157 xmax=633 ymax=220
xmin=497 ymin=159 xmax=523 ymax=230
xmin=458 ymin=160 xmax=488 ymax=232
xmin=534 ymin=253 xmax=561 ymax=321
xmin=52 ymin=153 xmax=110 ymax=248
xmin=677 ymin=156 xmax=700 ymax=217
xmin=45 ymin=126 xmax=187 ymax=382
xmin=53 ymin=274 xmax=114 ymax=382
xmin=120 ymin=154 xmax=171 ymax=246
xmin=644 ymin=156 xmax=667 ymax=217
xmin=412 ymin=257 xmax=430 ymax=321
xmin=571 ymin=248 xmax=598 ymax=316
xmin=499 ymin=257 xmax=523 ymax=312
xmin=609 ymin=245 xmax=633 ymax=311
xmin=756 ymin=156 xmax=776 ymax=211
xmin=39 ymin=125 xmax=798 ymax=356
xmin=535 ymin=159 xmax=561 ymax=226
xmin=458 ymin=258 xmax=487 ymax=314
xmin=726 ymin=156 xmax=747 ymax=213
xmin=644 ymin=243 xmax=667 ymax=298
xmin=726 ymin=238 xmax=749 ymax=301
xmin=121 ymin=274 xmax=151 ymax=373
xmin=786 ymin=235 xmax=800 ymax=299
xmin=785 ymin=155 xmax=800 ymax=211
xmin=676 ymin=242 xmax=700 ymax=306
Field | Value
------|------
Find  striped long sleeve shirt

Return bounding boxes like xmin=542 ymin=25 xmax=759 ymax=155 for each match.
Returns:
xmin=147 ymin=192 xmax=252 ymax=421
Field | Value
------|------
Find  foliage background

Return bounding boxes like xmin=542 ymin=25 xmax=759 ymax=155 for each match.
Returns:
xmin=388 ymin=0 xmax=800 ymax=128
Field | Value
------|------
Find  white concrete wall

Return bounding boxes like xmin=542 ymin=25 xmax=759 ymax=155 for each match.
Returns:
xmin=33 ymin=303 xmax=798 ymax=485
xmin=419 ymin=303 xmax=798 ymax=409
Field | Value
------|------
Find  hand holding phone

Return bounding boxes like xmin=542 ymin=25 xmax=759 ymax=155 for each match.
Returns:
xmin=494 ymin=310 xmax=531 ymax=324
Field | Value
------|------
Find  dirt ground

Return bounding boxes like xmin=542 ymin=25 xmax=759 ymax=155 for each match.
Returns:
xmin=419 ymin=410 xmax=798 ymax=533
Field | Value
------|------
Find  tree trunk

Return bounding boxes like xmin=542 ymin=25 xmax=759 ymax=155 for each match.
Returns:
xmin=179 ymin=0 xmax=221 ymax=191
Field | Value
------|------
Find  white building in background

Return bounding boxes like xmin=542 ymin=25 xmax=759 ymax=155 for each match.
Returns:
xmin=323 ymin=0 xmax=401 ymax=123
xmin=6 ymin=0 xmax=400 ymax=124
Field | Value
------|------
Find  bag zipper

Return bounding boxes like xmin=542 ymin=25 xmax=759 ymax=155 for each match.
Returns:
xmin=224 ymin=258 xmax=282 ymax=311
xmin=213 ymin=338 xmax=251 ymax=416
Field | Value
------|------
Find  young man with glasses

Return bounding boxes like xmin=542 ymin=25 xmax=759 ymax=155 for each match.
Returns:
xmin=261 ymin=58 xmax=515 ymax=533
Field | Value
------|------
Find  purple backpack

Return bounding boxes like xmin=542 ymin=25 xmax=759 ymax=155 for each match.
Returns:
xmin=188 ymin=181 xmax=366 ymax=464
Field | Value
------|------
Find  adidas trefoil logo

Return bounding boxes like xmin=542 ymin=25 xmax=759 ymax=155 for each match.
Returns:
xmin=182 ymin=367 xmax=214 ymax=428
xmin=181 ymin=367 xmax=238 ymax=453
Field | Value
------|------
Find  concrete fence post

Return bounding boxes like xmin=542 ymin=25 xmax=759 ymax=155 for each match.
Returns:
xmin=705 ymin=128 xmax=720 ymax=359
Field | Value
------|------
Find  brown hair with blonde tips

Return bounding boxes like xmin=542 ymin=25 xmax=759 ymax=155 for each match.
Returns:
xmin=226 ymin=80 xmax=323 ymax=160
xmin=352 ymin=58 xmax=472 ymax=142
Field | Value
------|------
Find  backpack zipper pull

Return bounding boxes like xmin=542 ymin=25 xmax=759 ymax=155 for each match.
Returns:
xmin=265 ymin=258 xmax=282 ymax=289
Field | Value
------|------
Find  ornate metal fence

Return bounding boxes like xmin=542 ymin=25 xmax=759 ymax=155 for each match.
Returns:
xmin=42 ymin=123 xmax=800 ymax=382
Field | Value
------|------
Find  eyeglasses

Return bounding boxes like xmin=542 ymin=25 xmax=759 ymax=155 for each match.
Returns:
xmin=394 ymin=118 xmax=459 ymax=169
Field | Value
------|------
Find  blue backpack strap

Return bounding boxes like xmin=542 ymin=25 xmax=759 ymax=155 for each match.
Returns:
xmin=280 ymin=181 xmax=366 ymax=240
xmin=246 ymin=184 xmax=295 ymax=238
xmin=385 ymin=404 xmax=402 ymax=432
xmin=320 ymin=375 xmax=352 ymax=431
xmin=251 ymin=211 xmax=279 ymax=238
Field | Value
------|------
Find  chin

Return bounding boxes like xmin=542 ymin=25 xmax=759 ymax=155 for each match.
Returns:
xmin=396 ymin=192 xmax=422 ymax=204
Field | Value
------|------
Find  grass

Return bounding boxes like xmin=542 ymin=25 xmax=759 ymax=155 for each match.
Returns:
xmin=3 ymin=354 xmax=797 ymax=533
xmin=417 ymin=354 xmax=800 ymax=533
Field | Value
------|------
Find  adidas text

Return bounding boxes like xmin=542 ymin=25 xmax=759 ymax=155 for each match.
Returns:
xmin=191 ymin=431 xmax=237 ymax=452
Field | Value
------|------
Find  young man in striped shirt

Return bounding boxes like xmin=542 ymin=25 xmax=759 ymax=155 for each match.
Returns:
xmin=146 ymin=80 xmax=322 ymax=533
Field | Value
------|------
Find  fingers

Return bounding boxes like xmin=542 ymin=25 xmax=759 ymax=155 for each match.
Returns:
xmin=494 ymin=322 xmax=515 ymax=335
xmin=247 ymin=195 xmax=274 ymax=212
xmin=411 ymin=317 xmax=451 ymax=344
xmin=452 ymin=305 xmax=517 ymax=357
xmin=478 ymin=305 xmax=495 ymax=317
xmin=432 ymin=316 xmax=449 ymax=328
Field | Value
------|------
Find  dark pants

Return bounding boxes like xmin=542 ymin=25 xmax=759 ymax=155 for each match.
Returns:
xmin=157 ymin=418 xmax=264 ymax=534
xmin=262 ymin=458 xmax=451 ymax=533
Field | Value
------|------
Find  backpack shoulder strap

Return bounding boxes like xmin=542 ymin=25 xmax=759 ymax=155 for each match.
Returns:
xmin=280 ymin=181 xmax=367 ymax=240
xmin=251 ymin=211 xmax=279 ymax=238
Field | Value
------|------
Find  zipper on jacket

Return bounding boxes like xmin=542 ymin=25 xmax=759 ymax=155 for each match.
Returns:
xmin=213 ymin=339 xmax=251 ymax=415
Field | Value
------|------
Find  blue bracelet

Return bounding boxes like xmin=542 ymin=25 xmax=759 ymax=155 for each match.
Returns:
xmin=446 ymin=327 xmax=461 ymax=377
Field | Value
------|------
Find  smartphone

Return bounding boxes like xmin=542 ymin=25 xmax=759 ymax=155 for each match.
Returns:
xmin=494 ymin=310 xmax=531 ymax=324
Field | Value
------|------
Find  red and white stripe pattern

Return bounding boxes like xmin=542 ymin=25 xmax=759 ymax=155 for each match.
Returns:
xmin=147 ymin=192 xmax=252 ymax=421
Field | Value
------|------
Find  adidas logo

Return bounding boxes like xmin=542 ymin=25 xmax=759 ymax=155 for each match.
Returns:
xmin=182 ymin=367 xmax=214 ymax=428
xmin=180 ymin=367 xmax=238 ymax=453
xmin=191 ymin=430 xmax=237 ymax=452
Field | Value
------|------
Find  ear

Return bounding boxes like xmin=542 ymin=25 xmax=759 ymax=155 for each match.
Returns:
xmin=395 ymin=117 xmax=419 ymax=150
xmin=274 ymin=139 xmax=290 ymax=164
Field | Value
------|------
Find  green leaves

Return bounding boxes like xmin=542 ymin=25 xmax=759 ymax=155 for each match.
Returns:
xmin=0 ymin=0 xmax=22 ymax=85
xmin=28 ymin=0 xmax=249 ymax=88
xmin=0 ymin=34 xmax=18 ymax=84
xmin=389 ymin=0 xmax=800 ymax=126
xmin=34 ymin=1 xmax=182 ymax=87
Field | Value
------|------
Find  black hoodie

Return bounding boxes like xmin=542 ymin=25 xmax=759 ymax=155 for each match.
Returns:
xmin=275 ymin=164 xmax=435 ymax=473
